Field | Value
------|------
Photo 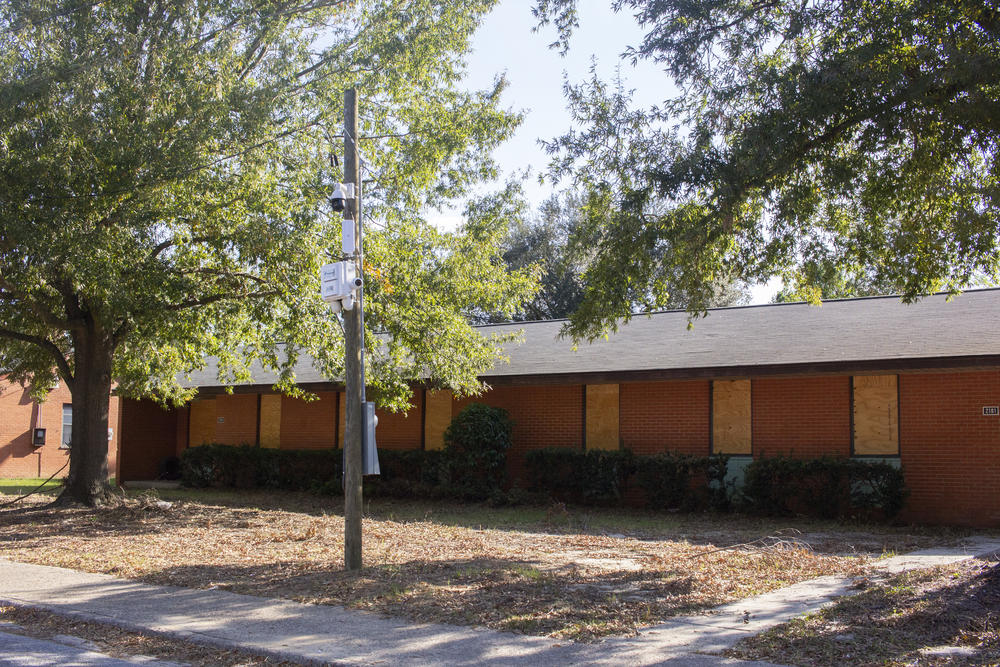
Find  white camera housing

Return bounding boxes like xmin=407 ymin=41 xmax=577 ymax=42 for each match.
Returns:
xmin=330 ymin=182 xmax=356 ymax=213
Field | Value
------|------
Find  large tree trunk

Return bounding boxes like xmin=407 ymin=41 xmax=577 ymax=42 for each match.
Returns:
xmin=58 ymin=327 xmax=115 ymax=506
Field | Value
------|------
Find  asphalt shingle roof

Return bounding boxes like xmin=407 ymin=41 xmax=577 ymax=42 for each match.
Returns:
xmin=185 ymin=289 xmax=1000 ymax=389
xmin=483 ymin=289 xmax=1000 ymax=378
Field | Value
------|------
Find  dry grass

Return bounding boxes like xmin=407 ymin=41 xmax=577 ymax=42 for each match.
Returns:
xmin=0 ymin=605 xmax=301 ymax=666
xmin=727 ymin=558 xmax=1000 ymax=666
xmin=0 ymin=488 xmax=965 ymax=641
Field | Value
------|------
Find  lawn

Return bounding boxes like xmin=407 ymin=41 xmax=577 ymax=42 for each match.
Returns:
xmin=726 ymin=560 xmax=1000 ymax=666
xmin=0 ymin=486 xmax=970 ymax=641
xmin=0 ymin=478 xmax=63 ymax=498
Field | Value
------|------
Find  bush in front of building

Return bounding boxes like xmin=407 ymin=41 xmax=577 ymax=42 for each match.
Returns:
xmin=363 ymin=449 xmax=451 ymax=498
xmin=181 ymin=443 xmax=907 ymax=522
xmin=739 ymin=455 xmax=908 ymax=520
xmin=524 ymin=448 xmax=636 ymax=505
xmin=180 ymin=444 xmax=342 ymax=492
xmin=634 ymin=452 xmax=731 ymax=512
xmin=441 ymin=403 xmax=513 ymax=500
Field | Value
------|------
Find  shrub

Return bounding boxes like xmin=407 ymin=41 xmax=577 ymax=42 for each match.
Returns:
xmin=635 ymin=452 xmax=730 ymax=511
xmin=524 ymin=448 xmax=636 ymax=505
xmin=741 ymin=456 xmax=907 ymax=520
xmin=364 ymin=449 xmax=450 ymax=498
xmin=442 ymin=403 xmax=513 ymax=500
xmin=180 ymin=444 xmax=342 ymax=492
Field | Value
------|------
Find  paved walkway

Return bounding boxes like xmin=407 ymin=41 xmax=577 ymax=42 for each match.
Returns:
xmin=1 ymin=537 xmax=998 ymax=666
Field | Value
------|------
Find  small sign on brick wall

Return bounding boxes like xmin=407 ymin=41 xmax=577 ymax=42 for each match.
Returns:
xmin=984 ymin=406 xmax=999 ymax=416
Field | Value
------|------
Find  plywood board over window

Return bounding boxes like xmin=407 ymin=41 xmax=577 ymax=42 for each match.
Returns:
xmin=424 ymin=389 xmax=452 ymax=451
xmin=586 ymin=384 xmax=620 ymax=451
xmin=259 ymin=394 xmax=281 ymax=449
xmin=189 ymin=398 xmax=217 ymax=447
xmin=853 ymin=375 xmax=899 ymax=455
xmin=712 ymin=379 xmax=751 ymax=454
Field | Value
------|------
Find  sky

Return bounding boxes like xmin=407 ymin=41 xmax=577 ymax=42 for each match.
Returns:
xmin=461 ymin=3 xmax=666 ymax=204
xmin=443 ymin=3 xmax=782 ymax=303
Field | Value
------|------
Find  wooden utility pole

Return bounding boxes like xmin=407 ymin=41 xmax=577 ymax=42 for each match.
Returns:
xmin=342 ymin=88 xmax=363 ymax=571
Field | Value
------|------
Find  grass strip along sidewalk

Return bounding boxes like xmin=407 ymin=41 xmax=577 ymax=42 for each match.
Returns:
xmin=0 ymin=605 xmax=297 ymax=666
xmin=727 ymin=558 xmax=1000 ymax=666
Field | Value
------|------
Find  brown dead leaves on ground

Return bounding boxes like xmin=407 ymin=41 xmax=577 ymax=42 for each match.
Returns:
xmin=0 ymin=605 xmax=295 ymax=666
xmin=727 ymin=559 xmax=1000 ymax=666
xmin=0 ymin=490 xmax=956 ymax=641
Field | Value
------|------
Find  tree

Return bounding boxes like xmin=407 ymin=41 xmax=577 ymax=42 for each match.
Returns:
xmin=535 ymin=0 xmax=1000 ymax=339
xmin=495 ymin=191 xmax=587 ymax=321
xmin=0 ymin=0 xmax=533 ymax=505
xmin=773 ymin=261 xmax=903 ymax=303
xmin=492 ymin=189 xmax=746 ymax=322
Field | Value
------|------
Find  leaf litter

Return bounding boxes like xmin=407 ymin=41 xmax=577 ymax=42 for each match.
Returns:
xmin=0 ymin=489 xmax=961 ymax=642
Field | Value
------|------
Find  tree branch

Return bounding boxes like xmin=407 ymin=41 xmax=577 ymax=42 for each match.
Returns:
xmin=0 ymin=327 xmax=74 ymax=389
xmin=169 ymin=268 xmax=269 ymax=284
xmin=147 ymin=234 xmax=227 ymax=261
xmin=165 ymin=289 xmax=280 ymax=312
xmin=0 ymin=277 xmax=71 ymax=330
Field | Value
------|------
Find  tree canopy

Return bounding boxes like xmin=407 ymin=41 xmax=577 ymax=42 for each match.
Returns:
xmin=0 ymin=0 xmax=533 ymax=503
xmin=490 ymin=188 xmax=746 ymax=322
xmin=535 ymin=0 xmax=1000 ymax=339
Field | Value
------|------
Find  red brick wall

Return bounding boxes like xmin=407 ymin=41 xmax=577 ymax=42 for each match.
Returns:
xmin=118 ymin=398 xmax=178 ymax=482
xmin=280 ymin=392 xmax=337 ymax=450
xmin=900 ymin=370 xmax=1000 ymax=526
xmin=0 ymin=379 xmax=119 ymax=480
xmin=752 ymin=376 xmax=851 ymax=458
xmin=109 ymin=368 xmax=1000 ymax=527
xmin=620 ymin=380 xmax=710 ymax=455
xmin=175 ymin=406 xmax=190 ymax=452
xmin=215 ymin=394 xmax=258 ymax=445
xmin=454 ymin=384 xmax=584 ymax=484
xmin=374 ymin=391 xmax=422 ymax=451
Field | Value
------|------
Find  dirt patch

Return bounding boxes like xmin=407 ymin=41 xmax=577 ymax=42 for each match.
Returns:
xmin=0 ymin=490 xmax=961 ymax=641
xmin=0 ymin=605 xmax=301 ymax=666
xmin=726 ymin=558 xmax=1000 ymax=666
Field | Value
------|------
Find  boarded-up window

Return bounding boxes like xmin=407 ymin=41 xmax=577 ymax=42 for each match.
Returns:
xmin=189 ymin=398 xmax=217 ymax=447
xmin=586 ymin=384 xmax=620 ymax=451
xmin=259 ymin=394 xmax=282 ymax=449
xmin=423 ymin=390 xmax=452 ymax=451
xmin=712 ymin=379 xmax=751 ymax=454
xmin=853 ymin=375 xmax=899 ymax=455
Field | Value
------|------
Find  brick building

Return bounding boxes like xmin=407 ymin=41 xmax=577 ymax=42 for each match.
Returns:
xmin=0 ymin=380 xmax=119 ymax=481
xmin=4 ymin=290 xmax=999 ymax=525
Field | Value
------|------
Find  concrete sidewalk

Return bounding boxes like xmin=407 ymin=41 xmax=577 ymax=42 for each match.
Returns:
xmin=0 ymin=629 xmax=172 ymax=666
xmin=1 ymin=537 xmax=998 ymax=666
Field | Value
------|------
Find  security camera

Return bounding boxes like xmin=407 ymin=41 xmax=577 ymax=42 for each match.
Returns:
xmin=353 ymin=277 xmax=363 ymax=288
xmin=330 ymin=182 xmax=355 ymax=213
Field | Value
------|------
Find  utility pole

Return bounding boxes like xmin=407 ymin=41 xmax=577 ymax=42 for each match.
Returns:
xmin=342 ymin=87 xmax=363 ymax=571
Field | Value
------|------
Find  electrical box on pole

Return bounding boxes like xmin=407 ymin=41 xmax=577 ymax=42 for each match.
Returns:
xmin=363 ymin=401 xmax=380 ymax=475
xmin=320 ymin=261 xmax=360 ymax=312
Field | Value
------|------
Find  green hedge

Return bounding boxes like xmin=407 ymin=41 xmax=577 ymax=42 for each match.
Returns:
xmin=181 ymin=445 xmax=461 ymax=498
xmin=180 ymin=444 xmax=342 ymax=492
xmin=442 ymin=403 xmax=513 ymax=500
xmin=740 ymin=455 xmax=908 ymax=520
xmin=634 ymin=452 xmax=731 ymax=512
xmin=524 ymin=448 xmax=636 ymax=505
xmin=363 ymin=449 xmax=451 ymax=499
xmin=182 ymin=443 xmax=907 ymax=522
